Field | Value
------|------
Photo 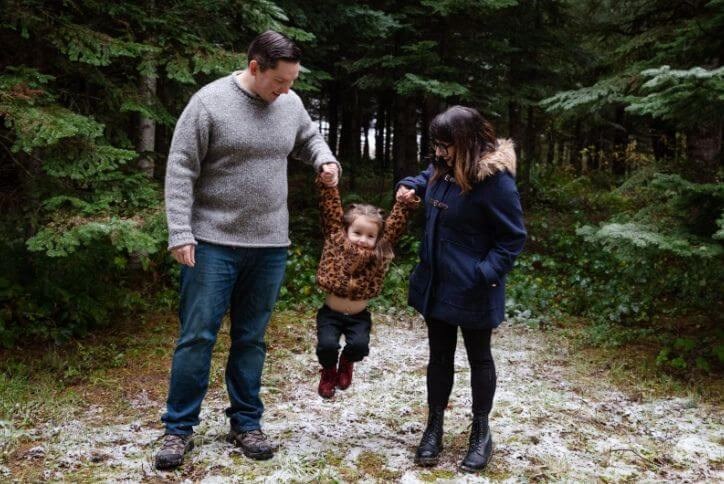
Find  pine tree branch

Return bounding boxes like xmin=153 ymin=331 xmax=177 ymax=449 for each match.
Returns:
xmin=0 ymin=136 xmax=33 ymax=177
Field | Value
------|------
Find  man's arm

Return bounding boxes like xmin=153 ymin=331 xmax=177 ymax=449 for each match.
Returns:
xmin=165 ymin=94 xmax=211 ymax=252
xmin=291 ymin=94 xmax=341 ymax=183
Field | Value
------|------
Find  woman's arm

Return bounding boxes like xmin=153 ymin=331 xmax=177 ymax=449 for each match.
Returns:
xmin=395 ymin=164 xmax=433 ymax=199
xmin=476 ymin=174 xmax=527 ymax=287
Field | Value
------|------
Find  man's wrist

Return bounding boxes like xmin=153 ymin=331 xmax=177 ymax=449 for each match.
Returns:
xmin=319 ymin=160 xmax=341 ymax=173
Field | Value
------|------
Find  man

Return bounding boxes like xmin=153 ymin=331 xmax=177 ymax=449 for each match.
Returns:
xmin=156 ymin=30 xmax=340 ymax=470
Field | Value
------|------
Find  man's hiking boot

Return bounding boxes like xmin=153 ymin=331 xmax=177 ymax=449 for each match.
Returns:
xmin=227 ymin=428 xmax=275 ymax=460
xmin=336 ymin=354 xmax=354 ymax=390
xmin=318 ymin=366 xmax=337 ymax=398
xmin=155 ymin=433 xmax=194 ymax=470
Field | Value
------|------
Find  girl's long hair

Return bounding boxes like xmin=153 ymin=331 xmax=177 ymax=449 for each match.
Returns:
xmin=428 ymin=105 xmax=497 ymax=193
xmin=343 ymin=204 xmax=394 ymax=262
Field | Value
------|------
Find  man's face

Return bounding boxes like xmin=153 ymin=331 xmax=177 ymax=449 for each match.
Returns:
xmin=249 ymin=59 xmax=300 ymax=103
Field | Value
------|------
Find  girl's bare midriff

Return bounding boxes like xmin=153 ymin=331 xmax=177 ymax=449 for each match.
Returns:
xmin=325 ymin=293 xmax=369 ymax=315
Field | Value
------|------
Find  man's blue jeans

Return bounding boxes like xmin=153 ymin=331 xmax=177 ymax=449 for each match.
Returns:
xmin=162 ymin=242 xmax=287 ymax=436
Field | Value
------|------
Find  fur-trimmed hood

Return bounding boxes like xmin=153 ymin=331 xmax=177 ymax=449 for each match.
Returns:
xmin=475 ymin=138 xmax=516 ymax=181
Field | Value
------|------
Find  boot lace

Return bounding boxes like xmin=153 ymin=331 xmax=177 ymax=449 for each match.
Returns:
xmin=243 ymin=429 xmax=269 ymax=446
xmin=160 ymin=434 xmax=187 ymax=453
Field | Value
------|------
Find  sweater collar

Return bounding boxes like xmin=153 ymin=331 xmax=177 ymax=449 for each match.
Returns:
xmin=231 ymin=71 xmax=269 ymax=105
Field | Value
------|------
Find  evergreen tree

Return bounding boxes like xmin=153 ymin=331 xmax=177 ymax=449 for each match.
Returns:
xmin=0 ymin=0 xmax=306 ymax=343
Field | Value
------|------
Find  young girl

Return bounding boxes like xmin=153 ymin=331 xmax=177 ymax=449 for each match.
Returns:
xmin=314 ymin=173 xmax=419 ymax=398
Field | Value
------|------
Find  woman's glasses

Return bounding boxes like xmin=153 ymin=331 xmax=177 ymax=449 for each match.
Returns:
xmin=431 ymin=141 xmax=453 ymax=155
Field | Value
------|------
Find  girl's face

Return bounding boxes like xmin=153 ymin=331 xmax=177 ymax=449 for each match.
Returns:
xmin=432 ymin=140 xmax=456 ymax=167
xmin=346 ymin=215 xmax=380 ymax=249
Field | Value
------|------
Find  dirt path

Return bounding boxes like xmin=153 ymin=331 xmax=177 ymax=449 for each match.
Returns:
xmin=5 ymin=314 xmax=722 ymax=482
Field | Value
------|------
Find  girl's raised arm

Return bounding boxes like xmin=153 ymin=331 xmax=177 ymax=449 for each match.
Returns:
xmin=316 ymin=176 xmax=345 ymax=237
xmin=381 ymin=197 xmax=420 ymax=247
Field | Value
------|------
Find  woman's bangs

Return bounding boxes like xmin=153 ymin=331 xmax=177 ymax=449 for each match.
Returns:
xmin=429 ymin=114 xmax=454 ymax=144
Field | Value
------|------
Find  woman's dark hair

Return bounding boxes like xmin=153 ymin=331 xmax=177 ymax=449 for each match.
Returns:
xmin=247 ymin=30 xmax=302 ymax=71
xmin=429 ymin=105 xmax=497 ymax=193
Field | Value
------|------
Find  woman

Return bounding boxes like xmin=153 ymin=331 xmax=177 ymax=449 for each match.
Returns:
xmin=395 ymin=106 xmax=526 ymax=472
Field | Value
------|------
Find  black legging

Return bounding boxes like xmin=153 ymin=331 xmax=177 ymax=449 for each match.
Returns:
xmin=426 ymin=318 xmax=496 ymax=416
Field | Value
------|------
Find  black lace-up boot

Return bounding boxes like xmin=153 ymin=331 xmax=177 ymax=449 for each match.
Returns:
xmin=414 ymin=406 xmax=444 ymax=466
xmin=459 ymin=413 xmax=493 ymax=472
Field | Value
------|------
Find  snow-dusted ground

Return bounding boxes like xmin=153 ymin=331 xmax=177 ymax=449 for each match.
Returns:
xmin=5 ymin=314 xmax=723 ymax=482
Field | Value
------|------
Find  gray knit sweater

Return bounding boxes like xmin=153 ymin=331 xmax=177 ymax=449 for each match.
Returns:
xmin=165 ymin=72 xmax=338 ymax=249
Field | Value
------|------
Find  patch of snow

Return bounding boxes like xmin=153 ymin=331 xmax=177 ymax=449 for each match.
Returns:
xmin=5 ymin=315 xmax=722 ymax=482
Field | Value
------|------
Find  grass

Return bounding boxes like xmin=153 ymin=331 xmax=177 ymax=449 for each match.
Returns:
xmin=356 ymin=450 xmax=402 ymax=480
xmin=546 ymin=316 xmax=724 ymax=405
xmin=0 ymin=307 xmax=322 ymax=481
xmin=1 ymin=259 xmax=720 ymax=481
xmin=418 ymin=469 xmax=457 ymax=481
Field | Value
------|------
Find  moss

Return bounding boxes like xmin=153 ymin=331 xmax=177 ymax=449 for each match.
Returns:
xmin=484 ymin=459 xmax=514 ymax=480
xmin=266 ymin=310 xmax=317 ymax=356
xmin=54 ymin=466 xmax=104 ymax=483
xmin=356 ymin=451 xmax=402 ymax=480
xmin=446 ymin=431 xmax=470 ymax=455
xmin=418 ymin=469 xmax=457 ymax=481
xmin=322 ymin=449 xmax=344 ymax=467
xmin=338 ymin=465 xmax=362 ymax=481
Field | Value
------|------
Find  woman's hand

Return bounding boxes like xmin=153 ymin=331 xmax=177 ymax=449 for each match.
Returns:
xmin=396 ymin=186 xmax=417 ymax=203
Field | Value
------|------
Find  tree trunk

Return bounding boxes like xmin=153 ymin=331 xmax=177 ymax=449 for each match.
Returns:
xmin=546 ymin=130 xmax=555 ymax=165
xmin=327 ymin=82 xmax=340 ymax=156
xmin=508 ymin=100 xmax=522 ymax=160
xmin=362 ymin=116 xmax=370 ymax=162
xmin=685 ymin=121 xmax=722 ymax=183
xmin=375 ymin=97 xmax=385 ymax=170
xmin=521 ymin=104 xmax=537 ymax=183
xmin=589 ymin=128 xmax=601 ymax=171
xmin=420 ymin=98 xmax=431 ymax=164
xmin=420 ymin=97 xmax=443 ymax=163
xmin=384 ymin=98 xmax=393 ymax=170
xmin=392 ymin=95 xmax=419 ymax=183
xmin=137 ymin=62 xmax=157 ymax=178
xmin=339 ymin=87 xmax=361 ymax=190
xmin=651 ymin=123 xmax=676 ymax=162
xmin=611 ymin=106 xmax=628 ymax=176
xmin=572 ymin=121 xmax=582 ymax=173
xmin=136 ymin=0 xmax=157 ymax=178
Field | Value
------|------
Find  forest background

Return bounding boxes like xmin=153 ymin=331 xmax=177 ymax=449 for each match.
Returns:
xmin=0 ymin=0 xmax=721 ymax=407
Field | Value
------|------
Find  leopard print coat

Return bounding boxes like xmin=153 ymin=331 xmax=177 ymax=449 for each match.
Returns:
xmin=315 ymin=179 xmax=419 ymax=300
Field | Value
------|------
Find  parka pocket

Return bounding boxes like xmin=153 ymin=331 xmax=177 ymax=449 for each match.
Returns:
xmin=439 ymin=239 xmax=488 ymax=309
xmin=409 ymin=262 xmax=431 ymax=297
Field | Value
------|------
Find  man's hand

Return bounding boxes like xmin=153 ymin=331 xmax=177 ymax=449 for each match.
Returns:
xmin=320 ymin=162 xmax=339 ymax=187
xmin=396 ymin=185 xmax=417 ymax=204
xmin=171 ymin=244 xmax=196 ymax=267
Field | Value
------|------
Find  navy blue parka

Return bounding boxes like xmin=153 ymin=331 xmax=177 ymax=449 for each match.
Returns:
xmin=398 ymin=139 xmax=526 ymax=329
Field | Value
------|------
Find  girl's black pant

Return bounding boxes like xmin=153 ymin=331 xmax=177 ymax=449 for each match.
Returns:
xmin=316 ymin=305 xmax=371 ymax=368
xmin=426 ymin=318 xmax=496 ymax=416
